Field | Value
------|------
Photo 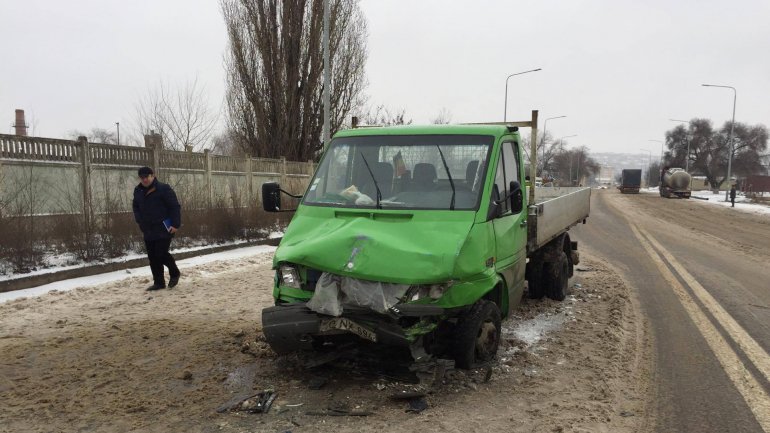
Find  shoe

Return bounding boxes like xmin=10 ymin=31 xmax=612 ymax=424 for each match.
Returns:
xmin=169 ymin=274 xmax=180 ymax=288
xmin=146 ymin=284 xmax=166 ymax=291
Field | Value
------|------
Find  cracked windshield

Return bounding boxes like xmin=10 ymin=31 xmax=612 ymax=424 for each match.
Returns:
xmin=304 ymin=134 xmax=493 ymax=210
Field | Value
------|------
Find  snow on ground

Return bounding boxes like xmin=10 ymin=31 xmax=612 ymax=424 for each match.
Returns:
xmin=0 ymin=227 xmax=285 ymax=281
xmin=639 ymin=187 xmax=770 ymax=216
xmin=0 ymin=244 xmax=277 ymax=304
xmin=0 ymin=239 xmax=253 ymax=283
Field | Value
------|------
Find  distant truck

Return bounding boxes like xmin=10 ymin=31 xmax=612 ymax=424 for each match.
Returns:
xmin=259 ymin=110 xmax=590 ymax=368
xmin=659 ymin=168 xmax=691 ymax=198
xmin=619 ymin=169 xmax=642 ymax=194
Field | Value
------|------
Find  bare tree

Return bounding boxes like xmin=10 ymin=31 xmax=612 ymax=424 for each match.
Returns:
xmin=221 ymin=0 xmax=368 ymax=161
xmin=360 ymin=105 xmax=412 ymax=126
xmin=431 ymin=107 xmax=452 ymax=125
xmin=210 ymin=129 xmax=248 ymax=156
xmin=521 ymin=132 xmax=564 ymax=176
xmin=134 ymin=77 xmax=220 ymax=151
xmin=665 ymin=119 xmax=768 ymax=189
xmin=67 ymin=128 xmax=117 ymax=144
xmin=551 ymin=146 xmax=600 ymax=185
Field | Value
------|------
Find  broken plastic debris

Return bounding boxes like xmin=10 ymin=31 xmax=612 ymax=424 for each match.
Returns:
xmin=307 ymin=272 xmax=409 ymax=316
xmin=216 ymin=390 xmax=276 ymax=414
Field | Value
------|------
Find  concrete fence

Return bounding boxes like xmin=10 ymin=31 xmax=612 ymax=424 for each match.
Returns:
xmin=0 ymin=133 xmax=315 ymax=217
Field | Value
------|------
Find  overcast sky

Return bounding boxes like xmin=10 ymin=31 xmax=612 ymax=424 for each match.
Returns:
xmin=2 ymin=0 xmax=769 ymax=155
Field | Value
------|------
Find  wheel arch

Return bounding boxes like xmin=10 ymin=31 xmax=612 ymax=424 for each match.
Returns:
xmin=482 ymin=277 xmax=508 ymax=318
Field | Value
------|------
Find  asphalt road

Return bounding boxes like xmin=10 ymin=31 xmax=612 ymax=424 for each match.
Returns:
xmin=577 ymin=189 xmax=770 ymax=433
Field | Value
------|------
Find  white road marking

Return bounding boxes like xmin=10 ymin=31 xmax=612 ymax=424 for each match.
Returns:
xmin=630 ymin=224 xmax=770 ymax=431
xmin=642 ymin=229 xmax=770 ymax=383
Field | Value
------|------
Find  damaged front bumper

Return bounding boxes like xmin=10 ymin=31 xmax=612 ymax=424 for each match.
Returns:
xmin=262 ymin=302 xmax=446 ymax=354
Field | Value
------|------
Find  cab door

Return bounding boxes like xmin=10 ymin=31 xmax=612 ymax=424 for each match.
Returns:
xmin=491 ymin=140 xmax=527 ymax=314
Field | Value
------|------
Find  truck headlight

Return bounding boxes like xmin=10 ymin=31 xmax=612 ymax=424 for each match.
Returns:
xmin=406 ymin=282 xmax=452 ymax=301
xmin=279 ymin=265 xmax=301 ymax=289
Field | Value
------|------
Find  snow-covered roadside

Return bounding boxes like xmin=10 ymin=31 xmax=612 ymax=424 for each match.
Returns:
xmin=0 ymin=244 xmax=277 ymax=304
xmin=639 ymin=187 xmax=770 ymax=216
xmin=0 ymin=231 xmax=284 ymax=282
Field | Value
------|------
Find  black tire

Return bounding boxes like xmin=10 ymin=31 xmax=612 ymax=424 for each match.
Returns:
xmin=544 ymin=251 xmax=569 ymax=301
xmin=527 ymin=259 xmax=546 ymax=299
xmin=452 ymin=300 xmax=502 ymax=369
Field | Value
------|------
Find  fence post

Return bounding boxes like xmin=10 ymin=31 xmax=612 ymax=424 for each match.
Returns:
xmin=153 ymin=144 xmax=161 ymax=179
xmin=78 ymin=136 xmax=93 ymax=238
xmin=245 ymin=156 xmax=253 ymax=207
xmin=281 ymin=156 xmax=287 ymax=186
xmin=205 ymin=149 xmax=213 ymax=208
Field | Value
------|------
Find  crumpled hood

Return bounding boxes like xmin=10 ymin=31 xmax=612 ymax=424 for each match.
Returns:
xmin=274 ymin=206 xmax=479 ymax=284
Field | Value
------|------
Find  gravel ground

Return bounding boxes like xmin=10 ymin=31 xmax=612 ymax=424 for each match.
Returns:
xmin=0 ymin=250 xmax=651 ymax=433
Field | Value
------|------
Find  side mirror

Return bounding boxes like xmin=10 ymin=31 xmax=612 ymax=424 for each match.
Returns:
xmin=487 ymin=184 xmax=503 ymax=220
xmin=509 ymin=180 xmax=523 ymax=214
xmin=262 ymin=182 xmax=281 ymax=212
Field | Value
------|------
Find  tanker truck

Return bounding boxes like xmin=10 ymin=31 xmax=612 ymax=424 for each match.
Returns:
xmin=660 ymin=167 xmax=692 ymax=198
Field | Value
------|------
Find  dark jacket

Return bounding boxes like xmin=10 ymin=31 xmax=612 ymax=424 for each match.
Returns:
xmin=730 ymin=188 xmax=737 ymax=199
xmin=133 ymin=178 xmax=181 ymax=241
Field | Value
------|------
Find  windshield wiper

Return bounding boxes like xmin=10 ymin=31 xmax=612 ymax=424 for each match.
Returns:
xmin=436 ymin=145 xmax=455 ymax=210
xmin=359 ymin=152 xmax=382 ymax=209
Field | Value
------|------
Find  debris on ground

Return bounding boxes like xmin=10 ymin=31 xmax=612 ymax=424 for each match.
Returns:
xmin=405 ymin=396 xmax=429 ymax=414
xmin=307 ymin=376 xmax=328 ymax=390
xmin=305 ymin=408 xmax=373 ymax=417
xmin=216 ymin=390 xmax=277 ymax=414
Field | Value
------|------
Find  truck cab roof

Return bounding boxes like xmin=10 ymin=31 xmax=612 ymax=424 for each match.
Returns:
xmin=335 ymin=124 xmax=514 ymax=138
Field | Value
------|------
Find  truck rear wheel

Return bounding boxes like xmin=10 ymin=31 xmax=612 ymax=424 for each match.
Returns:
xmin=527 ymin=260 xmax=546 ymax=299
xmin=545 ymin=251 xmax=569 ymax=301
xmin=452 ymin=300 xmax=502 ymax=369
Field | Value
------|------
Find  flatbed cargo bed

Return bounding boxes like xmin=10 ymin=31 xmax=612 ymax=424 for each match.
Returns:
xmin=527 ymin=186 xmax=591 ymax=253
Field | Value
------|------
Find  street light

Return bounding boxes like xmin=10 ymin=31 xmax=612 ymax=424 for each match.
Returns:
xmin=560 ymin=135 xmax=578 ymax=184
xmin=702 ymin=83 xmax=737 ymax=201
xmin=503 ymin=68 xmax=542 ymax=121
xmin=558 ymin=134 xmax=578 ymax=145
xmin=648 ymin=139 xmax=663 ymax=179
xmin=557 ymin=134 xmax=577 ymax=185
xmin=542 ymin=115 xmax=566 ymax=175
xmin=669 ymin=119 xmax=690 ymax=172
xmin=639 ymin=148 xmax=651 ymax=188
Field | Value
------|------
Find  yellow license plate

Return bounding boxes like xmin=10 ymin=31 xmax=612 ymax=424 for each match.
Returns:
xmin=319 ymin=317 xmax=377 ymax=342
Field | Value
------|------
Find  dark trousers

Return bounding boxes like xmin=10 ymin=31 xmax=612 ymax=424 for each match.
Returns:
xmin=145 ymin=238 xmax=179 ymax=287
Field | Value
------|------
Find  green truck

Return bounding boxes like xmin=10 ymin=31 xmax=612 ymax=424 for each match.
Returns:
xmin=260 ymin=110 xmax=591 ymax=368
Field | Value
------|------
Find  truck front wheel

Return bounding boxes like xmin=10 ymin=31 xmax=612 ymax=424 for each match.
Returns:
xmin=452 ymin=300 xmax=502 ymax=369
xmin=545 ymin=251 xmax=569 ymax=301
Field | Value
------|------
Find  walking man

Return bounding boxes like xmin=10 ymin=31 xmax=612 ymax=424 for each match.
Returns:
xmin=730 ymin=184 xmax=737 ymax=208
xmin=133 ymin=166 xmax=181 ymax=291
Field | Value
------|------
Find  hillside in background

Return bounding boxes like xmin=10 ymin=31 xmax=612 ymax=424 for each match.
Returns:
xmin=589 ymin=152 xmax=656 ymax=184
